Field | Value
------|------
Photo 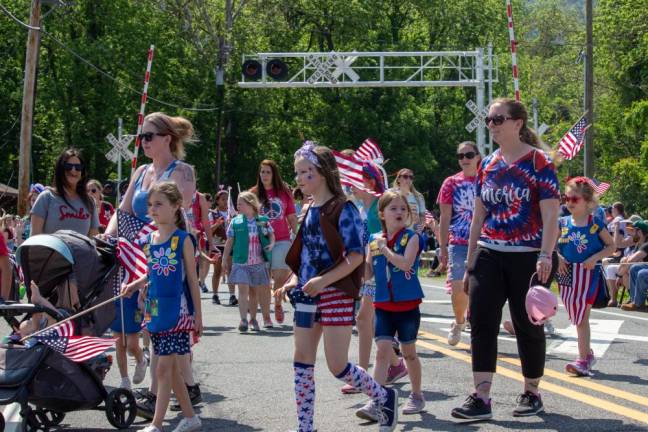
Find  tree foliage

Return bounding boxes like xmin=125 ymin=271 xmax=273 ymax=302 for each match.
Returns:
xmin=0 ymin=0 xmax=646 ymax=213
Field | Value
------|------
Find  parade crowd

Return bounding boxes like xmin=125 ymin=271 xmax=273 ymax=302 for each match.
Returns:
xmin=2 ymin=98 xmax=648 ymax=432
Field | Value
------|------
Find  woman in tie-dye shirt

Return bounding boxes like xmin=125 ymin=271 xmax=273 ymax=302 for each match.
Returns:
xmin=451 ymin=98 xmax=560 ymax=422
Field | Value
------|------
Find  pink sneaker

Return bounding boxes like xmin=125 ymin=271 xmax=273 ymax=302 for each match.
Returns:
xmin=585 ymin=350 xmax=596 ymax=370
xmin=565 ymin=359 xmax=590 ymax=377
xmin=386 ymin=358 xmax=408 ymax=385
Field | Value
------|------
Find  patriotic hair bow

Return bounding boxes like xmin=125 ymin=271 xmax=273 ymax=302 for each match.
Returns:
xmin=294 ymin=140 xmax=321 ymax=167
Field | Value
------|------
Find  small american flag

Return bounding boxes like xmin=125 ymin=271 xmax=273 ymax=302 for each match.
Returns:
xmin=333 ymin=151 xmax=381 ymax=197
xmin=557 ymin=115 xmax=591 ymax=160
xmin=117 ymin=209 xmax=156 ymax=243
xmin=588 ymin=178 xmax=610 ymax=195
xmin=117 ymin=237 xmax=148 ymax=283
xmin=32 ymin=321 xmax=116 ymax=362
xmin=556 ymin=263 xmax=593 ymax=325
xmin=355 ymin=138 xmax=384 ymax=164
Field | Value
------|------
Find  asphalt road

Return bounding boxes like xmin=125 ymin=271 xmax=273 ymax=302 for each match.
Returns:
xmin=2 ymin=276 xmax=648 ymax=431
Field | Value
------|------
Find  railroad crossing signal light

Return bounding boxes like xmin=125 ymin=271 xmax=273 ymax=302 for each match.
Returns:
xmin=266 ymin=59 xmax=288 ymax=80
xmin=242 ymin=60 xmax=262 ymax=80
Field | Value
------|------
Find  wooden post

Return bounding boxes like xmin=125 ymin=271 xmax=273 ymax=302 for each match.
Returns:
xmin=18 ymin=0 xmax=42 ymax=216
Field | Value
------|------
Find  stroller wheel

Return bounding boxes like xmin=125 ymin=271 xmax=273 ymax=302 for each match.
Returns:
xmin=0 ymin=412 xmax=4 ymax=432
xmin=105 ymin=388 xmax=137 ymax=429
xmin=21 ymin=409 xmax=49 ymax=432
xmin=34 ymin=409 xmax=65 ymax=427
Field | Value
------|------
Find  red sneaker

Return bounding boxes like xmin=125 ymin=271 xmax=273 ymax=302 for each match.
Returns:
xmin=274 ymin=303 xmax=285 ymax=324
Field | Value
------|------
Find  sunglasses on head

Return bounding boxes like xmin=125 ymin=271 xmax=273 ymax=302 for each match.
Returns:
xmin=564 ymin=195 xmax=582 ymax=204
xmin=138 ymin=132 xmax=166 ymax=142
xmin=485 ymin=114 xmax=514 ymax=126
xmin=399 ymin=174 xmax=414 ymax=180
xmin=457 ymin=151 xmax=477 ymax=160
xmin=63 ymin=162 xmax=84 ymax=172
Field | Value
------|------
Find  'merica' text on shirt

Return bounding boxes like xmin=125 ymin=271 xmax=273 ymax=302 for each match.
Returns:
xmin=481 ymin=184 xmax=531 ymax=206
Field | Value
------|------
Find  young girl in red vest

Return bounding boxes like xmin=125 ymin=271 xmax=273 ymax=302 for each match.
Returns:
xmin=122 ymin=181 xmax=203 ymax=432
xmin=222 ymin=191 xmax=275 ymax=332
xmin=356 ymin=191 xmax=425 ymax=422
xmin=275 ymin=141 xmax=398 ymax=432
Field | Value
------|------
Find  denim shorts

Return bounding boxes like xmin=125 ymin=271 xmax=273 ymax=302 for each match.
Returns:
xmin=374 ymin=307 xmax=421 ymax=345
xmin=270 ymin=240 xmax=291 ymax=270
xmin=448 ymin=244 xmax=468 ymax=282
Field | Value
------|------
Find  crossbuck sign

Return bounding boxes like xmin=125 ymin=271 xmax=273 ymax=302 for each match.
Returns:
xmin=465 ymin=99 xmax=489 ymax=133
xmin=105 ymin=133 xmax=134 ymax=163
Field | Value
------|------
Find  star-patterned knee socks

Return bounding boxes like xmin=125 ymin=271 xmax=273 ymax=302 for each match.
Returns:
xmin=336 ymin=362 xmax=388 ymax=405
xmin=294 ymin=362 xmax=315 ymax=432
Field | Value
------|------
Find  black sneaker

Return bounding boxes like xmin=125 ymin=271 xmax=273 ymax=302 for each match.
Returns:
xmin=212 ymin=294 xmax=221 ymax=304
xmin=451 ymin=394 xmax=492 ymax=421
xmin=171 ymin=384 xmax=203 ymax=411
xmin=200 ymin=282 xmax=209 ymax=293
xmin=229 ymin=295 xmax=238 ymax=306
xmin=377 ymin=387 xmax=398 ymax=431
xmin=513 ymin=391 xmax=544 ymax=417
xmin=136 ymin=392 xmax=156 ymax=420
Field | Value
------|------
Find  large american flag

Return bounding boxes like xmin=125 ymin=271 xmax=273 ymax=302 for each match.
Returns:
xmin=114 ymin=210 xmax=155 ymax=292
xmin=333 ymin=150 xmax=381 ymax=197
xmin=31 ymin=320 xmax=116 ymax=362
xmin=355 ymin=138 xmax=384 ymax=164
xmin=117 ymin=209 xmax=156 ymax=243
xmin=556 ymin=263 xmax=594 ymax=325
xmin=557 ymin=115 xmax=590 ymax=160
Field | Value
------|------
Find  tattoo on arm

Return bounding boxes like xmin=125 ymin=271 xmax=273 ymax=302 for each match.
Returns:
xmin=177 ymin=163 xmax=195 ymax=183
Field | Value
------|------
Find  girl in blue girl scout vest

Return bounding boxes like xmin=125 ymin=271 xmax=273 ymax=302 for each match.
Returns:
xmin=122 ymin=181 xmax=203 ymax=432
xmin=556 ymin=177 xmax=614 ymax=377
xmin=222 ymin=191 xmax=275 ymax=332
xmin=357 ymin=190 xmax=426 ymax=422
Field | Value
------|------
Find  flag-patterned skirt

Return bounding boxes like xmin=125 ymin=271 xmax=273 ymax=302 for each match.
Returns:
xmin=556 ymin=263 xmax=601 ymax=325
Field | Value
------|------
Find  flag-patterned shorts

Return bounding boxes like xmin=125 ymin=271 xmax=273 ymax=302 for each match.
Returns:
xmin=291 ymin=287 xmax=356 ymax=328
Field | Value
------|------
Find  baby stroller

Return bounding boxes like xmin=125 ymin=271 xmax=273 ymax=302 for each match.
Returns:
xmin=0 ymin=230 xmax=137 ymax=431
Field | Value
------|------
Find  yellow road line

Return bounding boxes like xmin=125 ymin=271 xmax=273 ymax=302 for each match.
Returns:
xmin=418 ymin=329 xmax=648 ymax=409
xmin=415 ymin=338 xmax=648 ymax=424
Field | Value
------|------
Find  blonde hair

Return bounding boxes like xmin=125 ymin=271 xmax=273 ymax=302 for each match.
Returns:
xmin=377 ymin=190 xmax=411 ymax=233
xmin=87 ymin=179 xmax=104 ymax=200
xmin=144 ymin=112 xmax=196 ymax=160
xmin=237 ymin=191 xmax=261 ymax=215
xmin=392 ymin=168 xmax=424 ymax=202
xmin=565 ymin=178 xmax=598 ymax=209
xmin=148 ymin=181 xmax=186 ymax=230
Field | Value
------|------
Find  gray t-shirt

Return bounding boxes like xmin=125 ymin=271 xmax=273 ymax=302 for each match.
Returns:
xmin=31 ymin=189 xmax=99 ymax=235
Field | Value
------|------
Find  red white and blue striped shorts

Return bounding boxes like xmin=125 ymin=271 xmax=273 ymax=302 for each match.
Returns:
xmin=315 ymin=287 xmax=356 ymax=326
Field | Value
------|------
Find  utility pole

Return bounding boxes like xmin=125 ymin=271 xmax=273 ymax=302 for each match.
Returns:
xmin=214 ymin=0 xmax=232 ymax=189
xmin=18 ymin=0 xmax=41 ymax=216
xmin=584 ymin=0 xmax=594 ymax=177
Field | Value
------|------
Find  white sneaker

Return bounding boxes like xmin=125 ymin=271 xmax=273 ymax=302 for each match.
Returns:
xmin=172 ymin=415 xmax=202 ymax=432
xmin=447 ymin=321 xmax=465 ymax=346
xmin=119 ymin=376 xmax=132 ymax=390
xmin=138 ymin=425 xmax=162 ymax=432
xmin=133 ymin=357 xmax=148 ymax=384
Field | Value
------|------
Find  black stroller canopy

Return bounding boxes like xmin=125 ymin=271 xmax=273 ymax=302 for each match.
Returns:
xmin=17 ymin=231 xmax=112 ymax=298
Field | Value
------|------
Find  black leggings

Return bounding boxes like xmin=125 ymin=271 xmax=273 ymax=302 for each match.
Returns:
xmin=468 ymin=247 xmax=557 ymax=379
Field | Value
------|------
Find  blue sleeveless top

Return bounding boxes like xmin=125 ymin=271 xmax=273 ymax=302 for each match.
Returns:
xmin=142 ymin=229 xmax=194 ymax=333
xmin=132 ymin=160 xmax=179 ymax=222
xmin=557 ymin=215 xmax=606 ymax=263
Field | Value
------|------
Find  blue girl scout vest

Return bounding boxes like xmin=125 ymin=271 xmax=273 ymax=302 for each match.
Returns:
xmin=370 ymin=228 xmax=425 ymax=303
xmin=143 ymin=229 xmax=194 ymax=333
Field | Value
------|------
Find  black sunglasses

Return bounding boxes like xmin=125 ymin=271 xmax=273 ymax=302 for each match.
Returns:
xmin=63 ymin=162 xmax=84 ymax=172
xmin=138 ymin=132 xmax=166 ymax=142
xmin=88 ymin=188 xmax=98 ymax=193
xmin=485 ymin=115 xmax=514 ymax=126
xmin=457 ymin=151 xmax=477 ymax=160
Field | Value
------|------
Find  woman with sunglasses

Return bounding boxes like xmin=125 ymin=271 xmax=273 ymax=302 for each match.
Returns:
xmin=436 ymin=141 xmax=480 ymax=346
xmin=392 ymin=169 xmax=426 ymax=232
xmin=87 ymin=179 xmax=115 ymax=233
xmin=31 ymin=149 xmax=99 ymax=237
xmin=451 ymin=98 xmax=560 ymax=421
xmin=104 ymin=112 xmax=199 ymax=421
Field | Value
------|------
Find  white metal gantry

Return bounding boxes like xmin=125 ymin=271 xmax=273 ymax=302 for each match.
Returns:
xmin=239 ymin=49 xmax=498 ymax=154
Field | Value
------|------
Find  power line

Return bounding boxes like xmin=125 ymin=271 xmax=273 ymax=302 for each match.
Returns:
xmin=0 ymin=3 xmax=40 ymax=30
